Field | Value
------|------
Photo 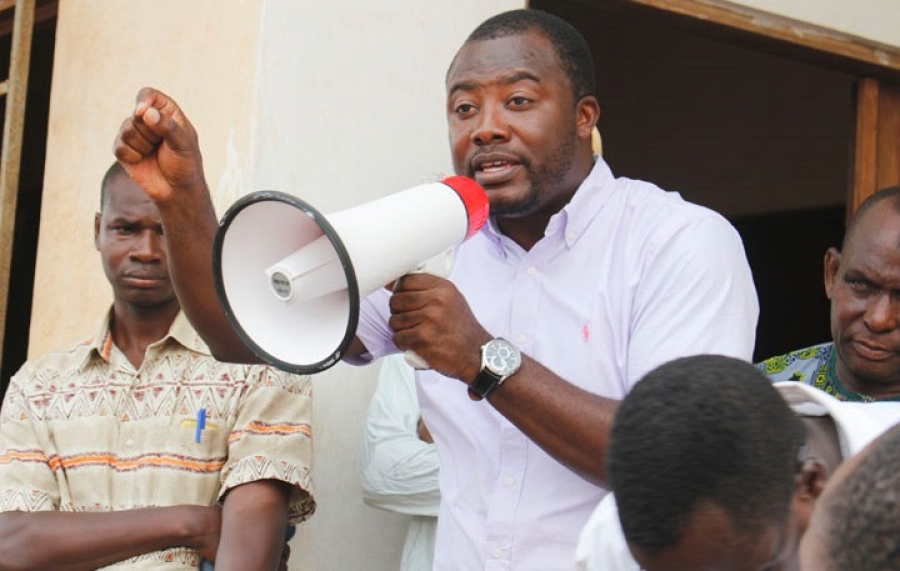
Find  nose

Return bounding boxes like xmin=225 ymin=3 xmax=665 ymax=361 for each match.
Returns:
xmin=864 ymin=293 xmax=900 ymax=333
xmin=470 ymin=105 xmax=510 ymax=146
xmin=130 ymin=230 xmax=164 ymax=262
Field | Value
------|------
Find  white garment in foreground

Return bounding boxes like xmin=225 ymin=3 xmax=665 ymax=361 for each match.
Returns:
xmin=362 ymin=354 xmax=440 ymax=571
xmin=357 ymin=157 xmax=759 ymax=571
xmin=574 ymin=382 xmax=900 ymax=571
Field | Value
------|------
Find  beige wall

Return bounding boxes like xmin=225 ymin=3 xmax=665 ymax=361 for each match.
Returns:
xmin=32 ymin=1 xmax=521 ymax=570
xmin=732 ymin=0 xmax=900 ymax=49
xmin=33 ymin=0 xmax=264 ymax=353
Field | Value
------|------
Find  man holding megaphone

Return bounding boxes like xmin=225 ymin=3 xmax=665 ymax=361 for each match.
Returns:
xmin=114 ymin=9 xmax=759 ymax=571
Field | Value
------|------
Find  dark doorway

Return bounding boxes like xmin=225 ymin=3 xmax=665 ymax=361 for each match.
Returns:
xmin=533 ymin=0 xmax=855 ymax=360
xmin=0 ymin=10 xmax=56 ymax=397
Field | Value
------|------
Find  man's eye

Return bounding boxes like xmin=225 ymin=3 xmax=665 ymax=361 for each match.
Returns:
xmin=509 ymin=96 xmax=531 ymax=107
xmin=848 ymin=278 xmax=875 ymax=293
xmin=455 ymin=103 xmax=475 ymax=115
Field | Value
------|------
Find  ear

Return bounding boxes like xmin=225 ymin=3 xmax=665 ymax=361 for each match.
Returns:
xmin=792 ymin=458 xmax=830 ymax=532
xmin=575 ymin=95 xmax=601 ymax=142
xmin=94 ymin=212 xmax=102 ymax=250
xmin=797 ymin=458 xmax=830 ymax=500
xmin=823 ymin=247 xmax=841 ymax=300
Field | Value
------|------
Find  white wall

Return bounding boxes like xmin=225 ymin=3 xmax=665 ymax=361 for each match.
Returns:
xmin=249 ymin=4 xmax=522 ymax=569
xmin=731 ymin=0 xmax=900 ymax=49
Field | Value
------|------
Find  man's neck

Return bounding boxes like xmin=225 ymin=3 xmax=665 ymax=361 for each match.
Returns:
xmin=110 ymin=302 xmax=180 ymax=368
xmin=496 ymin=155 xmax=594 ymax=251
xmin=835 ymin=357 xmax=900 ymax=401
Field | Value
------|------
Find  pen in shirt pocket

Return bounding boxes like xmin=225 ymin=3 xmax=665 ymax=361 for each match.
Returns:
xmin=179 ymin=408 xmax=219 ymax=442
xmin=195 ymin=408 xmax=206 ymax=442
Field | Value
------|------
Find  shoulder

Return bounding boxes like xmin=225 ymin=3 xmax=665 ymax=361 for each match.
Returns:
xmin=758 ymin=342 xmax=832 ymax=377
xmin=223 ymin=360 xmax=314 ymax=396
xmin=10 ymin=337 xmax=94 ymax=386
xmin=611 ymin=176 xmax=726 ymax=224
xmin=1 ymin=339 xmax=94 ymax=421
xmin=598 ymin=176 xmax=743 ymax=262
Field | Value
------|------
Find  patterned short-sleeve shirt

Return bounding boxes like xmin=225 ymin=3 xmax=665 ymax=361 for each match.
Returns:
xmin=0 ymin=311 xmax=315 ymax=570
xmin=757 ymin=341 xmax=900 ymax=402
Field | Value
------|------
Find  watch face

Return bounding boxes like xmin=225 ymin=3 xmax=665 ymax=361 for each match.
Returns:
xmin=484 ymin=338 xmax=521 ymax=377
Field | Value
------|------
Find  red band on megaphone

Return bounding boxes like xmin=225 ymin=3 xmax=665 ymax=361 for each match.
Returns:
xmin=441 ymin=176 xmax=490 ymax=239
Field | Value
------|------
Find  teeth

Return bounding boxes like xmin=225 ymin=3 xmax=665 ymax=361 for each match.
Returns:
xmin=481 ymin=161 xmax=508 ymax=172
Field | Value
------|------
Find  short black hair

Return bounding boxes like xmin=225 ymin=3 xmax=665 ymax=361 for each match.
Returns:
xmin=609 ymin=355 xmax=806 ymax=555
xmin=821 ymin=423 xmax=900 ymax=571
xmin=842 ymin=184 xmax=900 ymax=249
xmin=456 ymin=9 xmax=596 ymax=102
xmin=100 ymin=162 xmax=129 ymax=210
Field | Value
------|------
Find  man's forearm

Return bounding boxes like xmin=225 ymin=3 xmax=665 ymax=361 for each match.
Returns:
xmin=0 ymin=506 xmax=220 ymax=571
xmin=486 ymin=355 xmax=618 ymax=487
xmin=214 ymin=480 xmax=292 ymax=571
xmin=154 ymin=189 xmax=261 ymax=363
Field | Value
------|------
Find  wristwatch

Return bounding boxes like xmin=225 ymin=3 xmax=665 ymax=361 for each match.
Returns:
xmin=468 ymin=337 xmax=522 ymax=400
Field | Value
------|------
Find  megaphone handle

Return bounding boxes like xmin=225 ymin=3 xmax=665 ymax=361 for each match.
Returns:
xmin=394 ymin=248 xmax=457 ymax=371
xmin=392 ymin=277 xmax=432 ymax=370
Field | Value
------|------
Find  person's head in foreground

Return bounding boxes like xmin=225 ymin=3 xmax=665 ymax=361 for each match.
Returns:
xmin=609 ymin=355 xmax=816 ymax=571
xmin=799 ymin=421 xmax=900 ymax=571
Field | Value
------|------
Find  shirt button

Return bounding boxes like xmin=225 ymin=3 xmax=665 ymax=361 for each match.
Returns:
xmin=517 ymin=334 xmax=527 ymax=345
xmin=503 ymin=476 xmax=516 ymax=487
xmin=493 ymin=548 xmax=503 ymax=559
xmin=125 ymin=439 xmax=135 ymax=447
xmin=567 ymin=232 xmax=576 ymax=242
xmin=526 ymin=266 xmax=537 ymax=276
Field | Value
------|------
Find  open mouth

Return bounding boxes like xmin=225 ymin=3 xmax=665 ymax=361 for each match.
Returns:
xmin=472 ymin=156 xmax=521 ymax=186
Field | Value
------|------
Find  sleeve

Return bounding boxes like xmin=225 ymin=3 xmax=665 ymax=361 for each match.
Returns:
xmin=0 ymin=365 xmax=60 ymax=512
xmin=627 ymin=214 xmax=759 ymax=386
xmin=218 ymin=366 xmax=316 ymax=524
xmin=361 ymin=355 xmax=440 ymax=517
xmin=351 ymin=287 xmax=398 ymax=364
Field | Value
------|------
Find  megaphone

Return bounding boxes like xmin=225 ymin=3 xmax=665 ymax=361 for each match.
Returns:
xmin=212 ymin=176 xmax=489 ymax=374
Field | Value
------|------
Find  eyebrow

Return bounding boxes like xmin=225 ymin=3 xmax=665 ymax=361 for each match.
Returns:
xmin=448 ymin=70 xmax=542 ymax=98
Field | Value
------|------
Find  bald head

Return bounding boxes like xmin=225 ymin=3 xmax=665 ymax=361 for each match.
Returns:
xmin=842 ymin=185 xmax=900 ymax=251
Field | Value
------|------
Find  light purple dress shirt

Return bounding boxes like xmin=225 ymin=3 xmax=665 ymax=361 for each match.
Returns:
xmin=356 ymin=157 xmax=759 ymax=571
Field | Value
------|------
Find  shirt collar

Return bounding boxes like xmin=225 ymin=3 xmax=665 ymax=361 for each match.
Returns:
xmin=480 ymin=156 xmax=616 ymax=251
xmin=81 ymin=309 xmax=211 ymax=368
xmin=550 ymin=156 xmax=616 ymax=247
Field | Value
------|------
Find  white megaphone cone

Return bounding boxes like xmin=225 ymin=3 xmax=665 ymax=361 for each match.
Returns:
xmin=213 ymin=176 xmax=489 ymax=374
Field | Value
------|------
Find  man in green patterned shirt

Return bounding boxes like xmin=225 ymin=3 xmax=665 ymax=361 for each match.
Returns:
xmin=758 ymin=185 xmax=900 ymax=402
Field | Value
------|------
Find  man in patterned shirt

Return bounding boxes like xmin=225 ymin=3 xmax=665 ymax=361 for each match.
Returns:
xmin=0 ymin=163 xmax=315 ymax=570
xmin=759 ymin=185 xmax=900 ymax=402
